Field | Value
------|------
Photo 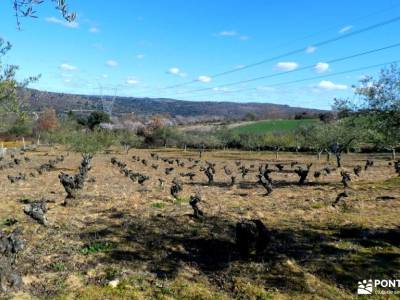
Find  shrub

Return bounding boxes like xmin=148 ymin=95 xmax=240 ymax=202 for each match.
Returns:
xmin=86 ymin=111 xmax=111 ymax=130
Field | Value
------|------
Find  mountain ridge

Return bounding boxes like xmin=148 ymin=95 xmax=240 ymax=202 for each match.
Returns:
xmin=22 ymin=88 xmax=326 ymax=120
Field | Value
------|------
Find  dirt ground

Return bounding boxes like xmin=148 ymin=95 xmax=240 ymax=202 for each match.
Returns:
xmin=0 ymin=146 xmax=399 ymax=299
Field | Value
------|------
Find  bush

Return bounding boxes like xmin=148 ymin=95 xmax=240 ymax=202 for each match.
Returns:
xmin=86 ymin=111 xmax=111 ymax=130
xmin=117 ymin=130 xmax=143 ymax=153
xmin=67 ymin=129 xmax=118 ymax=155
xmin=7 ymin=121 xmax=32 ymax=136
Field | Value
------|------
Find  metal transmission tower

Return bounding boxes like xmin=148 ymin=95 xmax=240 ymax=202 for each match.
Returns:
xmin=97 ymin=83 xmax=117 ymax=117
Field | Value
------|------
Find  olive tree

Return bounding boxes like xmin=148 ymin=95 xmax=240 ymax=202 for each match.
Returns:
xmin=12 ymin=0 xmax=75 ymax=29
xmin=0 ymin=38 xmax=39 ymax=133
xmin=261 ymin=132 xmax=295 ymax=159
xmin=296 ymin=123 xmax=333 ymax=161
xmin=118 ymin=130 xmax=143 ymax=154
xmin=325 ymin=119 xmax=361 ymax=168
xmin=334 ymin=64 xmax=400 ymax=160
xmin=67 ymin=129 xmax=117 ymax=157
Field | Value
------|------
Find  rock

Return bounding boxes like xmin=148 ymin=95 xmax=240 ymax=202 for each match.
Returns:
xmin=23 ymin=201 xmax=48 ymax=226
xmin=108 ymin=279 xmax=120 ymax=288
xmin=0 ymin=231 xmax=25 ymax=255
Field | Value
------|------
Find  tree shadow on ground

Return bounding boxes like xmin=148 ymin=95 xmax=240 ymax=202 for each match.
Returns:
xmin=79 ymin=214 xmax=400 ymax=295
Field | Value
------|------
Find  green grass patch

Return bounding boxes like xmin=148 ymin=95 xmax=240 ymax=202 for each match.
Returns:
xmin=151 ymin=202 xmax=165 ymax=209
xmin=232 ymin=119 xmax=318 ymax=134
xmin=174 ymin=196 xmax=188 ymax=205
xmin=80 ymin=241 xmax=115 ymax=255
xmin=50 ymin=262 xmax=66 ymax=272
xmin=380 ymin=176 xmax=400 ymax=189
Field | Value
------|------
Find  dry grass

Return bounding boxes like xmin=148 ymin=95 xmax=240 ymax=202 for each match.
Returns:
xmin=1 ymin=147 xmax=399 ymax=299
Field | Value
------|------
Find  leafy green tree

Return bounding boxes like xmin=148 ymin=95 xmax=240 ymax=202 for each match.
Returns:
xmin=334 ymin=64 xmax=400 ymax=160
xmin=150 ymin=127 xmax=180 ymax=148
xmin=67 ymin=129 xmax=117 ymax=156
xmin=261 ymin=132 xmax=295 ymax=159
xmin=87 ymin=111 xmax=111 ymax=130
xmin=297 ymin=124 xmax=332 ymax=160
xmin=0 ymin=38 xmax=39 ymax=132
xmin=215 ymin=126 xmax=238 ymax=150
xmin=244 ymin=112 xmax=257 ymax=121
xmin=118 ymin=130 xmax=143 ymax=153
xmin=325 ymin=119 xmax=360 ymax=167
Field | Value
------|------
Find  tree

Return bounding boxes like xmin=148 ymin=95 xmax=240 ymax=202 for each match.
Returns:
xmin=334 ymin=64 xmax=400 ymax=160
xmin=0 ymin=38 xmax=39 ymax=132
xmin=149 ymin=115 xmax=165 ymax=131
xmin=151 ymin=127 xmax=179 ymax=148
xmin=12 ymin=0 xmax=75 ymax=29
xmin=261 ymin=132 xmax=295 ymax=159
xmin=36 ymin=108 xmax=59 ymax=131
xmin=118 ymin=130 xmax=143 ymax=153
xmin=298 ymin=119 xmax=361 ymax=166
xmin=87 ymin=111 xmax=111 ymax=130
xmin=296 ymin=123 xmax=332 ymax=160
xmin=244 ymin=112 xmax=257 ymax=121
xmin=68 ymin=129 xmax=117 ymax=157
xmin=34 ymin=107 xmax=59 ymax=144
xmin=325 ymin=119 xmax=360 ymax=168
xmin=319 ymin=112 xmax=335 ymax=124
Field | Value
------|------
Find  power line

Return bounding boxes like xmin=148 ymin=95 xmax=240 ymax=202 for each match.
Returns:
xmin=197 ymin=59 xmax=400 ymax=97
xmin=244 ymin=3 xmax=400 ymax=53
xmin=263 ymin=60 xmax=400 ymax=87
xmin=174 ymin=42 xmax=400 ymax=94
xmin=159 ymin=15 xmax=400 ymax=90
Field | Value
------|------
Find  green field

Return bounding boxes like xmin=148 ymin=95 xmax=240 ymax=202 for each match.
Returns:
xmin=231 ymin=118 xmax=319 ymax=134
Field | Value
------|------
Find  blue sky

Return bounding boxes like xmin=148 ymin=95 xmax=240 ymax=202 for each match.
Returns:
xmin=0 ymin=0 xmax=399 ymax=109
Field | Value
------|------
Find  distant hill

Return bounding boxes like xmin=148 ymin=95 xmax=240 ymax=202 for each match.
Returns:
xmin=21 ymin=88 xmax=326 ymax=120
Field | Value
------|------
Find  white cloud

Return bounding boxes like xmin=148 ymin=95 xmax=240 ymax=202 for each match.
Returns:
xmin=314 ymin=62 xmax=329 ymax=73
xmin=101 ymin=74 xmax=108 ymax=79
xmin=46 ymin=16 xmax=79 ymax=28
xmin=276 ymin=62 xmax=299 ymax=71
xmin=89 ymin=27 xmax=99 ymax=33
xmin=305 ymin=46 xmax=316 ymax=54
xmin=318 ymin=80 xmax=347 ymax=90
xmin=218 ymin=30 xmax=238 ymax=37
xmin=198 ymin=75 xmax=212 ymax=83
xmin=167 ymin=67 xmax=186 ymax=77
xmin=106 ymin=60 xmax=118 ymax=67
xmin=339 ymin=25 xmax=353 ymax=34
xmin=136 ymin=54 xmax=145 ymax=59
xmin=126 ymin=78 xmax=139 ymax=85
xmin=60 ymin=63 xmax=77 ymax=71
xmin=168 ymin=67 xmax=181 ymax=75
xmin=216 ymin=30 xmax=249 ymax=41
